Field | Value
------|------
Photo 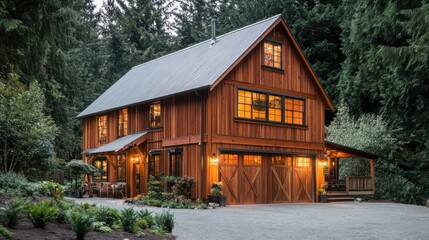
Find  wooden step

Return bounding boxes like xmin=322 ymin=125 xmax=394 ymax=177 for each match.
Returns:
xmin=327 ymin=196 xmax=355 ymax=202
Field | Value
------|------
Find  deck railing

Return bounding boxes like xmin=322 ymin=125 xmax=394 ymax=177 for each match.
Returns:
xmin=345 ymin=176 xmax=374 ymax=194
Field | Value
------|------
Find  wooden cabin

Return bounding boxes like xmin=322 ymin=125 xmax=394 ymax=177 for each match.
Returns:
xmin=78 ymin=15 xmax=376 ymax=204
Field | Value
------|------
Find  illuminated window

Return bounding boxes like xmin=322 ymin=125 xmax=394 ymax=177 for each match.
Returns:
xmin=149 ymin=102 xmax=161 ymax=128
xmin=237 ymin=90 xmax=266 ymax=120
xmin=93 ymin=157 xmax=108 ymax=181
xmin=263 ymin=41 xmax=282 ymax=69
xmin=296 ymin=157 xmax=311 ymax=167
xmin=149 ymin=153 xmax=160 ymax=177
xmin=116 ymin=154 xmax=126 ymax=181
xmin=268 ymin=95 xmax=282 ymax=122
xmin=98 ymin=115 xmax=107 ymax=145
xmin=272 ymin=156 xmax=292 ymax=166
xmin=220 ymin=154 xmax=238 ymax=165
xmin=118 ymin=109 xmax=128 ymax=137
xmin=244 ymin=155 xmax=262 ymax=165
xmin=285 ymin=98 xmax=304 ymax=125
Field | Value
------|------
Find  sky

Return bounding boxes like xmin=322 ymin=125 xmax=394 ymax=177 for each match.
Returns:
xmin=94 ymin=0 xmax=104 ymax=12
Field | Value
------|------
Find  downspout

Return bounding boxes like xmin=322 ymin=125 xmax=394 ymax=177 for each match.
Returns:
xmin=194 ymin=90 xmax=205 ymax=200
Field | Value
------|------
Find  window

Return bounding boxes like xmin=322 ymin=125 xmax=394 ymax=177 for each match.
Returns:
xmin=93 ymin=157 xmax=108 ymax=181
xmin=116 ymin=154 xmax=126 ymax=181
xmin=272 ymin=156 xmax=292 ymax=166
xmin=220 ymin=154 xmax=238 ymax=165
xmin=149 ymin=152 xmax=160 ymax=177
xmin=98 ymin=115 xmax=108 ymax=145
xmin=118 ymin=109 xmax=128 ymax=137
xmin=243 ymin=155 xmax=262 ymax=165
xmin=263 ymin=41 xmax=282 ymax=69
xmin=237 ymin=89 xmax=305 ymax=126
xmin=285 ymin=98 xmax=304 ymax=125
xmin=296 ymin=157 xmax=311 ymax=167
xmin=170 ymin=151 xmax=182 ymax=177
xmin=149 ymin=102 xmax=161 ymax=128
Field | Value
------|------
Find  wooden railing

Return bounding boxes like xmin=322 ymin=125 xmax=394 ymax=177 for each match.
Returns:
xmin=346 ymin=176 xmax=374 ymax=194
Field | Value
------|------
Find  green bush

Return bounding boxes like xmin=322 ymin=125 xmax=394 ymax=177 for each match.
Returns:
xmin=119 ymin=208 xmax=137 ymax=233
xmin=136 ymin=219 xmax=148 ymax=230
xmin=54 ymin=199 xmax=76 ymax=223
xmin=0 ymin=198 xmax=28 ymax=228
xmin=137 ymin=209 xmax=155 ymax=227
xmin=92 ymin=221 xmax=112 ymax=233
xmin=146 ymin=176 xmax=163 ymax=200
xmin=0 ymin=172 xmax=34 ymax=197
xmin=34 ymin=181 xmax=63 ymax=199
xmin=94 ymin=206 xmax=119 ymax=227
xmin=28 ymin=200 xmax=59 ymax=228
xmin=146 ymin=199 xmax=162 ymax=207
xmin=0 ymin=225 xmax=13 ymax=238
xmin=172 ymin=176 xmax=196 ymax=197
xmin=154 ymin=210 xmax=175 ymax=233
xmin=66 ymin=209 xmax=94 ymax=240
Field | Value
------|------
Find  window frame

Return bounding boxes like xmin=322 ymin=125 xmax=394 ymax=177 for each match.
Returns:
xmin=148 ymin=151 xmax=161 ymax=177
xmin=236 ymin=87 xmax=306 ymax=126
xmin=118 ymin=108 xmax=128 ymax=137
xmin=93 ymin=157 xmax=109 ymax=181
xmin=149 ymin=102 xmax=162 ymax=129
xmin=98 ymin=115 xmax=108 ymax=145
xmin=262 ymin=39 xmax=283 ymax=70
xmin=116 ymin=154 xmax=126 ymax=182
xmin=169 ymin=149 xmax=183 ymax=177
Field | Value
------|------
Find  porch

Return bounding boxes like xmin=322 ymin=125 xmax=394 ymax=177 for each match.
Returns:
xmin=324 ymin=141 xmax=379 ymax=200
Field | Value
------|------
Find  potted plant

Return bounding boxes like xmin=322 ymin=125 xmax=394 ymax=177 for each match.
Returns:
xmin=319 ymin=183 xmax=328 ymax=203
xmin=208 ymin=182 xmax=226 ymax=206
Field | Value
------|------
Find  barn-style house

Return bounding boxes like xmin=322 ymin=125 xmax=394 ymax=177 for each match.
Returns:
xmin=78 ymin=15 xmax=377 ymax=204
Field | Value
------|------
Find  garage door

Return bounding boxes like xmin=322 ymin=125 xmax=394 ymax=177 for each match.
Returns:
xmin=219 ymin=153 xmax=313 ymax=204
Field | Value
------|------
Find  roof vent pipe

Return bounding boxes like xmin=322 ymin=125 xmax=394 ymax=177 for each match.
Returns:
xmin=210 ymin=16 xmax=217 ymax=45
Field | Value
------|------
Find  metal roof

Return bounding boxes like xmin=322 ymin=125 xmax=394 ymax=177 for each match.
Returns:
xmin=77 ymin=15 xmax=281 ymax=118
xmin=325 ymin=141 xmax=379 ymax=159
xmin=84 ymin=131 xmax=147 ymax=154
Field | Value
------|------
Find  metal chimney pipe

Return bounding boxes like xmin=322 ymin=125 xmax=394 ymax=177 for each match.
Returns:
xmin=210 ymin=16 xmax=217 ymax=45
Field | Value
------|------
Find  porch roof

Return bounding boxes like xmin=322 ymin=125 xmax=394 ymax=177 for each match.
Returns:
xmin=325 ymin=141 xmax=379 ymax=159
xmin=84 ymin=131 xmax=147 ymax=155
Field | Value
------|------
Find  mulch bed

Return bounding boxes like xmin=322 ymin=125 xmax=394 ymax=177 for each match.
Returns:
xmin=7 ymin=219 xmax=175 ymax=240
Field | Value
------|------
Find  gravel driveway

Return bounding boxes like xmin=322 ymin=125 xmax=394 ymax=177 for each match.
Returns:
xmin=74 ymin=198 xmax=429 ymax=240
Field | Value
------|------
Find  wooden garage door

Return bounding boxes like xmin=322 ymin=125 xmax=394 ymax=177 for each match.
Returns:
xmin=220 ymin=154 xmax=313 ymax=204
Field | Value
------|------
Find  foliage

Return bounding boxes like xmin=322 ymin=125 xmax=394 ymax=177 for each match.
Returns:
xmin=172 ymin=176 xmax=196 ymax=198
xmin=119 ymin=207 xmax=138 ymax=233
xmin=65 ymin=160 xmax=100 ymax=197
xmin=27 ymin=200 xmax=59 ymax=228
xmin=34 ymin=181 xmax=63 ymax=199
xmin=210 ymin=182 xmax=223 ymax=196
xmin=0 ymin=225 xmax=12 ymax=238
xmin=146 ymin=176 xmax=163 ymax=200
xmin=53 ymin=199 xmax=76 ymax=223
xmin=0 ymin=198 xmax=28 ymax=228
xmin=154 ymin=210 xmax=175 ymax=233
xmin=66 ymin=208 xmax=94 ymax=240
xmin=137 ymin=209 xmax=155 ymax=228
xmin=0 ymin=172 xmax=34 ymax=197
xmin=94 ymin=205 xmax=119 ymax=227
xmin=92 ymin=221 xmax=112 ymax=233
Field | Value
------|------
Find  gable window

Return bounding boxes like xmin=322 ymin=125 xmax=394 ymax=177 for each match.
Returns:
xmin=98 ymin=115 xmax=108 ymax=145
xmin=237 ymin=88 xmax=305 ymax=126
xmin=116 ymin=154 xmax=126 ymax=181
xmin=149 ymin=102 xmax=161 ymax=128
xmin=118 ymin=109 xmax=128 ymax=137
xmin=93 ymin=157 xmax=108 ymax=181
xmin=263 ymin=41 xmax=282 ymax=69
xmin=285 ymin=98 xmax=304 ymax=125
xmin=169 ymin=150 xmax=182 ymax=177
xmin=148 ymin=152 xmax=160 ymax=177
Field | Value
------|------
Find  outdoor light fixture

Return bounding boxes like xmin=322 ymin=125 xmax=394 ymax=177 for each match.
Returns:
xmin=210 ymin=153 xmax=219 ymax=164
xmin=131 ymin=155 xmax=140 ymax=163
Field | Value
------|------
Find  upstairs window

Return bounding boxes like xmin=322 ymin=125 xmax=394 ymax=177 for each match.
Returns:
xmin=263 ymin=41 xmax=282 ymax=69
xmin=149 ymin=102 xmax=161 ymax=128
xmin=237 ymin=89 xmax=305 ymax=126
xmin=148 ymin=152 xmax=160 ymax=177
xmin=118 ymin=108 xmax=128 ymax=137
xmin=98 ymin=115 xmax=108 ymax=145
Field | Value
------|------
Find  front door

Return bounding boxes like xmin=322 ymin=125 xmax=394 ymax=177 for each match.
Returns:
xmin=134 ymin=163 xmax=141 ymax=195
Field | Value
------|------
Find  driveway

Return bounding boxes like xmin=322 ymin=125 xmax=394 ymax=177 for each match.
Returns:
xmin=73 ymin=198 xmax=429 ymax=240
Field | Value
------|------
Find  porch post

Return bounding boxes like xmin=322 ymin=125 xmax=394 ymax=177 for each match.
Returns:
xmin=370 ymin=159 xmax=375 ymax=193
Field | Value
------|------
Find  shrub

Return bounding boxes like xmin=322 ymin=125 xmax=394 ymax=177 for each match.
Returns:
xmin=0 ymin=198 xmax=28 ymax=228
xmin=146 ymin=176 xmax=163 ymax=200
xmin=0 ymin=172 xmax=34 ymax=197
xmin=54 ymin=199 xmax=76 ymax=223
xmin=150 ymin=227 xmax=166 ymax=235
xmin=119 ymin=208 xmax=137 ymax=233
xmin=146 ymin=199 xmax=162 ymax=207
xmin=66 ymin=209 xmax=94 ymax=240
xmin=136 ymin=219 xmax=148 ymax=230
xmin=28 ymin=200 xmax=59 ymax=228
xmin=172 ymin=176 xmax=196 ymax=198
xmin=92 ymin=221 xmax=112 ymax=233
xmin=137 ymin=209 xmax=155 ymax=227
xmin=34 ymin=181 xmax=63 ymax=199
xmin=0 ymin=225 xmax=13 ymax=238
xmin=94 ymin=206 xmax=119 ymax=227
xmin=154 ymin=210 xmax=175 ymax=233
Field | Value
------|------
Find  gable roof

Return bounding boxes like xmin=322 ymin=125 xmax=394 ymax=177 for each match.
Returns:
xmin=78 ymin=15 xmax=333 ymax=118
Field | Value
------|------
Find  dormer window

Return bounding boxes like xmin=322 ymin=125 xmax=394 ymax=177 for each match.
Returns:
xmin=149 ymin=102 xmax=161 ymax=128
xmin=98 ymin=115 xmax=108 ymax=145
xmin=118 ymin=108 xmax=128 ymax=137
xmin=263 ymin=41 xmax=282 ymax=69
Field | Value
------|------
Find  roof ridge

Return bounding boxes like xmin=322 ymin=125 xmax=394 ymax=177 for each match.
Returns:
xmin=131 ymin=14 xmax=282 ymax=70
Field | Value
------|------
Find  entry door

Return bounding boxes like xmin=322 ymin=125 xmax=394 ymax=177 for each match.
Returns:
xmin=134 ymin=163 xmax=141 ymax=195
